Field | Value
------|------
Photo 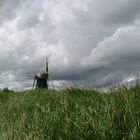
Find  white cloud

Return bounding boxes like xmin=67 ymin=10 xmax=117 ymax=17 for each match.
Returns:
xmin=82 ymin=22 xmax=140 ymax=68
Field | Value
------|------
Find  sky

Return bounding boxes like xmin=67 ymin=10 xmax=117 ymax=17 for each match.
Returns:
xmin=0 ymin=0 xmax=140 ymax=90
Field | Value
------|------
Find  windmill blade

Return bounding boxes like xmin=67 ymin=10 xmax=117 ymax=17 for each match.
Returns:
xmin=46 ymin=57 xmax=48 ymax=73
xmin=43 ymin=57 xmax=48 ymax=72
xmin=32 ymin=77 xmax=36 ymax=89
xmin=48 ymin=73 xmax=55 ymax=90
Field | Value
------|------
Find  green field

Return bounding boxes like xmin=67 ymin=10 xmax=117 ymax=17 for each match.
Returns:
xmin=0 ymin=84 xmax=140 ymax=140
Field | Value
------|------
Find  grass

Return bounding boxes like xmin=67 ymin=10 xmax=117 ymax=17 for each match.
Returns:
xmin=0 ymin=84 xmax=140 ymax=140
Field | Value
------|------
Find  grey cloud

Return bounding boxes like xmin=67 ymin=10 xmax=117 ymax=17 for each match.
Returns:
xmin=85 ymin=0 xmax=140 ymax=24
xmin=0 ymin=0 xmax=140 ymax=90
xmin=0 ymin=0 xmax=22 ymax=23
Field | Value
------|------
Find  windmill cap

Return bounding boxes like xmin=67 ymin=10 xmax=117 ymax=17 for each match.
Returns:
xmin=36 ymin=72 xmax=48 ymax=79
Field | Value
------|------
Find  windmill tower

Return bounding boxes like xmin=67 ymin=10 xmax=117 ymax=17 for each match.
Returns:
xmin=33 ymin=58 xmax=49 ymax=89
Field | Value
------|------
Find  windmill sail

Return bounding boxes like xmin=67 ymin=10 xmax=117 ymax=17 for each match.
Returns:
xmin=46 ymin=57 xmax=48 ymax=73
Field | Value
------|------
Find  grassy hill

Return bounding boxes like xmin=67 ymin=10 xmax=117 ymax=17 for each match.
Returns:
xmin=0 ymin=84 xmax=140 ymax=140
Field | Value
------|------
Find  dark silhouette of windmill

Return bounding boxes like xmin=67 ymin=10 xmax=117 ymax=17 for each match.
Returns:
xmin=33 ymin=58 xmax=49 ymax=89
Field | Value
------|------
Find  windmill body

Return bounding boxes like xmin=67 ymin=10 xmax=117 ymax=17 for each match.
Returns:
xmin=33 ymin=58 xmax=49 ymax=89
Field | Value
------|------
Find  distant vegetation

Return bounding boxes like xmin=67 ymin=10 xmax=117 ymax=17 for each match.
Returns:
xmin=0 ymin=84 xmax=140 ymax=140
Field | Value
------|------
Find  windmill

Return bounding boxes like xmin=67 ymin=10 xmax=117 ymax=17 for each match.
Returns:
xmin=33 ymin=57 xmax=49 ymax=89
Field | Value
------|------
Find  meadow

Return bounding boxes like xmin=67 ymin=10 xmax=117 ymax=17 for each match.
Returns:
xmin=0 ymin=84 xmax=140 ymax=140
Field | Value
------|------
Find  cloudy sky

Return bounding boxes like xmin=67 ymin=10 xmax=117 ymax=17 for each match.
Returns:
xmin=0 ymin=0 xmax=140 ymax=90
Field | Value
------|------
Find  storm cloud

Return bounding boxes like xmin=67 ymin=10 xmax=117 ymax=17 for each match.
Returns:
xmin=0 ymin=0 xmax=140 ymax=90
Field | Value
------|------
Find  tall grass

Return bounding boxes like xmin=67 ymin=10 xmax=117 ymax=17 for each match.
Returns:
xmin=0 ymin=84 xmax=140 ymax=140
